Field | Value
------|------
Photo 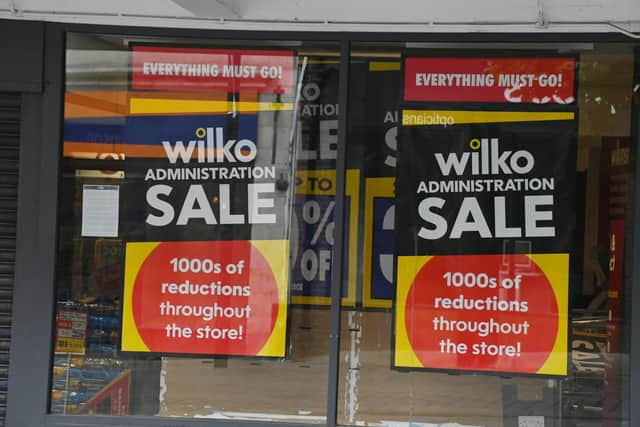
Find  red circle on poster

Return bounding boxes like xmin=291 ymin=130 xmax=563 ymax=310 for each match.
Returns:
xmin=132 ymin=241 xmax=279 ymax=356
xmin=404 ymin=254 xmax=558 ymax=374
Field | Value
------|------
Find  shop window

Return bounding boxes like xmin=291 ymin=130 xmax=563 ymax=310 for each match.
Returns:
xmin=51 ymin=33 xmax=639 ymax=427
xmin=52 ymin=33 xmax=341 ymax=422
xmin=341 ymin=43 xmax=636 ymax=427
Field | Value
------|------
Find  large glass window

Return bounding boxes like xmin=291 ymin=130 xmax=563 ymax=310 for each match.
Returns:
xmin=341 ymin=42 xmax=636 ymax=427
xmin=51 ymin=33 xmax=639 ymax=427
xmin=53 ymin=33 xmax=341 ymax=421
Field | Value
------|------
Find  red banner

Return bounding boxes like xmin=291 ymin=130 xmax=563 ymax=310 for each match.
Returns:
xmin=404 ymin=57 xmax=575 ymax=104
xmin=131 ymin=46 xmax=295 ymax=94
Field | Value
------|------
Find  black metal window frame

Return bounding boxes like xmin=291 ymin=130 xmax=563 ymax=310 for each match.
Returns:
xmin=5 ymin=20 xmax=640 ymax=427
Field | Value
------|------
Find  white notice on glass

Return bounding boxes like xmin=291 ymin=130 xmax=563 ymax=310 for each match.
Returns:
xmin=82 ymin=185 xmax=119 ymax=237
xmin=518 ymin=416 xmax=544 ymax=427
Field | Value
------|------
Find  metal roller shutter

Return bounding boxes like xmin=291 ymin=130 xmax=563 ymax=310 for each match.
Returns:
xmin=0 ymin=93 xmax=20 ymax=426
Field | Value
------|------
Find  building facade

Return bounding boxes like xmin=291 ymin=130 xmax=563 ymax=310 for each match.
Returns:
xmin=1 ymin=2 xmax=640 ymax=426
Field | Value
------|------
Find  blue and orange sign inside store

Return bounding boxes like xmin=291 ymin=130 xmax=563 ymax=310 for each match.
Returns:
xmin=291 ymin=169 xmax=359 ymax=306
xmin=64 ymin=47 xmax=295 ymax=160
xmin=362 ymin=177 xmax=395 ymax=308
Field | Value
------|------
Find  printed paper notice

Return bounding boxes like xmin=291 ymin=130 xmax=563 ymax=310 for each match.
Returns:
xmin=82 ymin=185 xmax=119 ymax=237
xmin=518 ymin=416 xmax=545 ymax=427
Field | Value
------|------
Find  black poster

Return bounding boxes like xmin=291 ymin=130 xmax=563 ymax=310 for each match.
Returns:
xmin=393 ymin=110 xmax=577 ymax=375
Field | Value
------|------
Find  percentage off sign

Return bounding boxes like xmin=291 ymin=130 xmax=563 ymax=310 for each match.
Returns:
xmin=299 ymin=199 xmax=335 ymax=283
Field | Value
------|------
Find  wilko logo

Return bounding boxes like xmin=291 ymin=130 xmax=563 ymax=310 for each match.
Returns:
xmin=434 ymin=138 xmax=535 ymax=177
xmin=162 ymin=127 xmax=257 ymax=164
xmin=145 ymin=126 xmax=278 ymax=228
